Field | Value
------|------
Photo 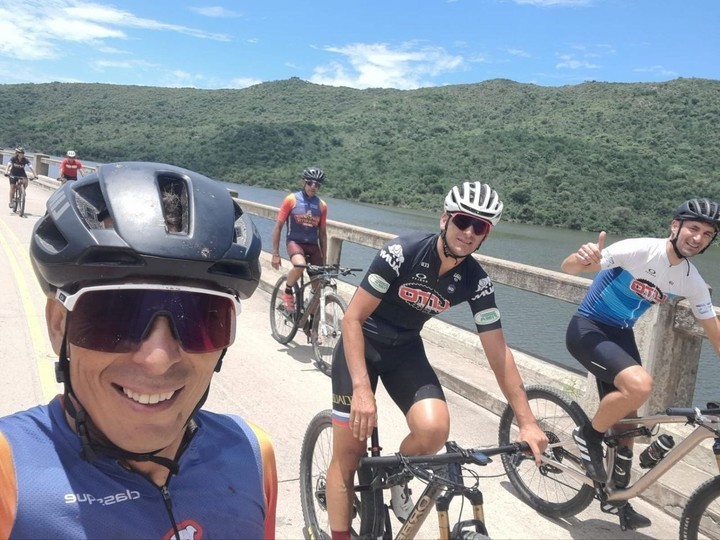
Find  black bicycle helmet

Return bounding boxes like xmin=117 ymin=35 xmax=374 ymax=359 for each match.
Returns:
xmin=31 ymin=162 xmax=261 ymax=299
xmin=673 ymin=198 xmax=720 ymax=231
xmin=302 ymin=166 xmax=326 ymax=183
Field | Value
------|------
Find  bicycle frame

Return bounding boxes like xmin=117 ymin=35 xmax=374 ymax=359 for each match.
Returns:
xmin=295 ymin=272 xmax=334 ymax=330
xmin=357 ymin=431 xmax=524 ymax=539
xmin=538 ymin=412 xmax=720 ymax=505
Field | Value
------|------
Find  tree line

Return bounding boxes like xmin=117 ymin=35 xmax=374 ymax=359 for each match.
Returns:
xmin=1 ymin=76 xmax=718 ymax=236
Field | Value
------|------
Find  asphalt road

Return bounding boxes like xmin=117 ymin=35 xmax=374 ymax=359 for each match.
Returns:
xmin=0 ymin=180 xmax=689 ymax=539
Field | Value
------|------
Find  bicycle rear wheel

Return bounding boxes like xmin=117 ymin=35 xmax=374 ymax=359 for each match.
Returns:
xmin=299 ymin=410 xmax=385 ymax=539
xmin=498 ymin=384 xmax=595 ymax=519
xmin=18 ymin=186 xmax=25 ymax=217
xmin=680 ymin=475 xmax=720 ymax=540
xmin=312 ymin=292 xmax=347 ymax=377
xmin=269 ymin=276 xmax=299 ymax=344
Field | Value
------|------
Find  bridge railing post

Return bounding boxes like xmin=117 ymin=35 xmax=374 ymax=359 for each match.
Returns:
xmin=34 ymin=154 xmax=50 ymax=177
xmin=327 ymin=236 xmax=343 ymax=265
xmin=634 ymin=299 xmax=703 ymax=413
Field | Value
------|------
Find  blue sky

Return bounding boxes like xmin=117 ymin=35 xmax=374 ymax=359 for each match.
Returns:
xmin=0 ymin=0 xmax=717 ymax=89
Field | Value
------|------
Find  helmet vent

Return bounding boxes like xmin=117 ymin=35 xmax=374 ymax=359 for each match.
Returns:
xmin=158 ymin=175 xmax=189 ymax=234
xmin=74 ymin=181 xmax=109 ymax=229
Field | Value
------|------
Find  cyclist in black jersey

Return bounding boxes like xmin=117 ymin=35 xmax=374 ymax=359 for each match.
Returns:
xmin=325 ymin=182 xmax=548 ymax=539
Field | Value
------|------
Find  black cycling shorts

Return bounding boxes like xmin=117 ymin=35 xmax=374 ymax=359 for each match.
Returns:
xmin=331 ymin=334 xmax=446 ymax=425
xmin=8 ymin=175 xmax=26 ymax=185
xmin=566 ymin=313 xmax=642 ymax=399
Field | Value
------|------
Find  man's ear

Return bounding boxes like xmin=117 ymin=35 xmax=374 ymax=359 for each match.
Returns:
xmin=46 ymin=298 xmax=67 ymax=355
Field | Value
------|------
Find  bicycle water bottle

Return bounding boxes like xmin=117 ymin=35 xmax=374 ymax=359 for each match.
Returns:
xmin=638 ymin=434 xmax=675 ymax=469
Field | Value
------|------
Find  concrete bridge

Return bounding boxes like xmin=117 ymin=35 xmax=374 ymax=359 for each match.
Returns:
xmin=0 ymin=152 xmax=717 ymax=537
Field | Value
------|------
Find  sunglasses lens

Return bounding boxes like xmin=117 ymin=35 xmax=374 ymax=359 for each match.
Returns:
xmin=305 ymin=180 xmax=319 ymax=186
xmin=452 ymin=214 xmax=490 ymax=236
xmin=67 ymin=289 xmax=236 ymax=353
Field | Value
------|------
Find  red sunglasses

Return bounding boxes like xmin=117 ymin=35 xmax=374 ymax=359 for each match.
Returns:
xmin=450 ymin=213 xmax=492 ymax=236
xmin=57 ymin=284 xmax=241 ymax=353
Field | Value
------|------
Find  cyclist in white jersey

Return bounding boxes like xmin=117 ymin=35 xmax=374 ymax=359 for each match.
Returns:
xmin=562 ymin=198 xmax=720 ymax=530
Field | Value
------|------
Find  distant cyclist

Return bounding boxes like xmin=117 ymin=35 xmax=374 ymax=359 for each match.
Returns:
xmin=325 ymin=182 xmax=548 ymax=539
xmin=563 ymin=198 xmax=720 ymax=530
xmin=271 ymin=166 xmax=328 ymax=312
xmin=58 ymin=150 xmax=84 ymax=182
xmin=5 ymin=147 xmax=36 ymax=208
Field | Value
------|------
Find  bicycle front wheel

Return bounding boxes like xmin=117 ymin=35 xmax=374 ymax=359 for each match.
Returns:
xmin=312 ymin=293 xmax=347 ymax=377
xmin=498 ymin=384 xmax=595 ymax=519
xmin=269 ymin=276 xmax=299 ymax=344
xmin=299 ymin=410 xmax=385 ymax=539
xmin=680 ymin=474 xmax=720 ymax=540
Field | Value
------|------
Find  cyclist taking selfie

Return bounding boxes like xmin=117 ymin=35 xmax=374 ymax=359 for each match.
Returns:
xmin=0 ymin=162 xmax=277 ymax=539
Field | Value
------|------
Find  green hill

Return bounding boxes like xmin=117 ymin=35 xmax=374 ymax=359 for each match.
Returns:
xmin=1 ymin=77 xmax=718 ymax=235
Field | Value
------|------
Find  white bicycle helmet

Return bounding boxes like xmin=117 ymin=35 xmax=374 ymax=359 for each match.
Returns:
xmin=67 ymin=150 xmax=76 ymax=158
xmin=444 ymin=181 xmax=504 ymax=226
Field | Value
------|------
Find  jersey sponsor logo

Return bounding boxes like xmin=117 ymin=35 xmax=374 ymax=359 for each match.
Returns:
xmin=293 ymin=211 xmax=320 ymax=228
xmin=474 ymin=308 xmax=501 ymax=326
xmin=646 ymin=268 xmax=657 ymax=276
xmin=415 ymin=273 xmax=427 ymax=282
xmin=630 ymin=278 xmax=666 ymax=303
xmin=65 ymin=489 xmax=141 ymax=506
xmin=471 ymin=276 xmax=494 ymax=300
xmin=695 ymin=300 xmax=715 ymax=317
xmin=453 ymin=273 xmax=462 ymax=282
xmin=163 ymin=520 xmax=202 ymax=540
xmin=379 ymin=243 xmax=404 ymax=276
xmin=368 ymin=273 xmax=390 ymax=293
xmin=447 ymin=284 xmax=456 ymax=293
xmin=398 ymin=285 xmax=450 ymax=314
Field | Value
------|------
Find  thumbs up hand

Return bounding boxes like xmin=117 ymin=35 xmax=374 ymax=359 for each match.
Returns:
xmin=577 ymin=231 xmax=606 ymax=266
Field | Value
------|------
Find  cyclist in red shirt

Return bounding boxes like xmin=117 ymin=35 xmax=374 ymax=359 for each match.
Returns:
xmin=58 ymin=150 xmax=84 ymax=182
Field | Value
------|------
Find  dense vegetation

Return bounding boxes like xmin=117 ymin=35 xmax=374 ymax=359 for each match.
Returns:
xmin=1 ymin=77 xmax=718 ymax=235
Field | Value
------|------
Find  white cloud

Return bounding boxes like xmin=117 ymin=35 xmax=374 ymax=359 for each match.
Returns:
xmin=555 ymin=54 xmax=599 ymax=69
xmin=507 ymin=48 xmax=531 ymax=57
xmin=189 ymin=6 xmax=242 ymax=18
xmin=0 ymin=0 xmax=230 ymax=62
xmin=229 ymin=77 xmax=262 ymax=88
xmin=311 ymin=42 xmax=464 ymax=89
xmin=634 ymin=65 xmax=678 ymax=77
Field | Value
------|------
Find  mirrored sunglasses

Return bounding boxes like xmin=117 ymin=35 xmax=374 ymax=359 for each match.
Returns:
xmin=304 ymin=179 xmax=321 ymax=187
xmin=57 ymin=284 xmax=241 ymax=353
xmin=450 ymin=213 xmax=492 ymax=236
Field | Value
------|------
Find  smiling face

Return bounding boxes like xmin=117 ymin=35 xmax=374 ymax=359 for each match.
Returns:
xmin=670 ymin=219 xmax=717 ymax=258
xmin=47 ymin=300 xmax=220 ymax=456
xmin=440 ymin=211 xmax=489 ymax=257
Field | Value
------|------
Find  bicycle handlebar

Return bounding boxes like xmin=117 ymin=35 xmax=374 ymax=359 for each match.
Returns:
xmin=292 ymin=263 xmax=363 ymax=276
xmin=665 ymin=405 xmax=720 ymax=417
xmin=359 ymin=441 xmax=529 ymax=469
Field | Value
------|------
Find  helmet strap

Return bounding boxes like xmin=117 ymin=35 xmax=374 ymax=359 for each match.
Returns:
xmin=57 ymin=330 xmax=210 ymax=477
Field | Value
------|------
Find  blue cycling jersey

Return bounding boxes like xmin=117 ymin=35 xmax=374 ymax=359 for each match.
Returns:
xmin=577 ymin=237 xmax=715 ymax=328
xmin=0 ymin=396 xmax=277 ymax=539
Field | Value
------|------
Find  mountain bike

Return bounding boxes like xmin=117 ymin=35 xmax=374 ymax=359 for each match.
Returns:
xmin=497 ymin=384 xmax=720 ymax=539
xmin=269 ymin=264 xmax=361 ymax=375
xmin=5 ymin=174 xmax=29 ymax=217
xmin=299 ymin=409 xmax=529 ymax=539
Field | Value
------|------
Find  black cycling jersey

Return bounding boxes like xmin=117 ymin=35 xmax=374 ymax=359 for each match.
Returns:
xmin=8 ymin=156 xmax=30 ymax=178
xmin=358 ymin=232 xmax=502 ymax=341
xmin=331 ymin=232 xmax=503 ymax=425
